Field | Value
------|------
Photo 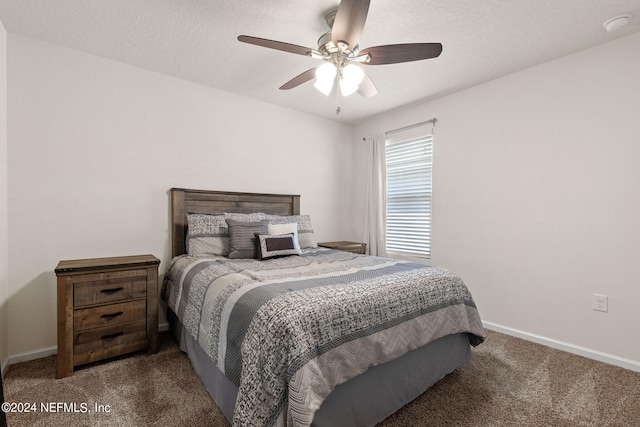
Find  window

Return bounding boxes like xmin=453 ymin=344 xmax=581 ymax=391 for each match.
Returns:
xmin=385 ymin=131 xmax=432 ymax=258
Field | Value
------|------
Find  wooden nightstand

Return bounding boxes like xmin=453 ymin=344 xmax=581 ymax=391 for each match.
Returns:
xmin=318 ymin=241 xmax=367 ymax=254
xmin=55 ymin=254 xmax=160 ymax=378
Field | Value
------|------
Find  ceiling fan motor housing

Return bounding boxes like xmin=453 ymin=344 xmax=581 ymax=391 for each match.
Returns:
xmin=318 ymin=32 xmax=360 ymax=58
xmin=317 ymin=32 xmax=338 ymax=55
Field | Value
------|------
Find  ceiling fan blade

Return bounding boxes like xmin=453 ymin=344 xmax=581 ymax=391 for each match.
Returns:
xmin=332 ymin=0 xmax=370 ymax=49
xmin=279 ymin=68 xmax=318 ymax=90
xmin=238 ymin=35 xmax=315 ymax=56
xmin=359 ymin=43 xmax=443 ymax=65
xmin=357 ymin=71 xmax=377 ymax=98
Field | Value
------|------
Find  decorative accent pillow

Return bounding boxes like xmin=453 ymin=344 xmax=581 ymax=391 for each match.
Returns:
xmin=266 ymin=214 xmax=318 ymax=249
xmin=296 ymin=215 xmax=318 ymax=249
xmin=256 ymin=233 xmax=300 ymax=260
xmin=268 ymin=222 xmax=301 ymax=253
xmin=226 ymin=219 xmax=268 ymax=259
xmin=186 ymin=212 xmax=265 ymax=257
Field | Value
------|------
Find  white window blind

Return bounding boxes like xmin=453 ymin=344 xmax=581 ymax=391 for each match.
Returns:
xmin=385 ymin=132 xmax=432 ymax=258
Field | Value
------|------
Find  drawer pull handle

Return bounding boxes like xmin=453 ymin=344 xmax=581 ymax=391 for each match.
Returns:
xmin=100 ymin=287 xmax=124 ymax=294
xmin=101 ymin=331 xmax=124 ymax=340
xmin=100 ymin=311 xmax=124 ymax=319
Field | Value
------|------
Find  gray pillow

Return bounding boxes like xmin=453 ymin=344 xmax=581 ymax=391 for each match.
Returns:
xmin=186 ymin=212 xmax=266 ymax=257
xmin=226 ymin=219 xmax=268 ymax=259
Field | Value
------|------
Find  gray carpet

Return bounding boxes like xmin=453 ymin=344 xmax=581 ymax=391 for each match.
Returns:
xmin=2 ymin=330 xmax=639 ymax=426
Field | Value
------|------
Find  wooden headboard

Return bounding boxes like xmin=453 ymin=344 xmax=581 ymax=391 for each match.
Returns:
xmin=170 ymin=188 xmax=301 ymax=258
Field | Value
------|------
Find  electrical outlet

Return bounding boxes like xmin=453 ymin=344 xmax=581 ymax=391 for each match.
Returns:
xmin=593 ymin=294 xmax=608 ymax=312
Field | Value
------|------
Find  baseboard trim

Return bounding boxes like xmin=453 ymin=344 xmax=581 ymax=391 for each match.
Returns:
xmin=1 ymin=355 xmax=9 ymax=377
xmin=483 ymin=321 xmax=640 ymax=373
xmin=8 ymin=345 xmax=57 ymax=367
xmin=8 ymin=322 xmax=637 ymax=374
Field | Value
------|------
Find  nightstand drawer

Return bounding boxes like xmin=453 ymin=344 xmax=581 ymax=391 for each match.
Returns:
xmin=74 ymin=300 xmax=147 ymax=331
xmin=73 ymin=270 xmax=147 ymax=307
xmin=73 ymin=319 xmax=147 ymax=354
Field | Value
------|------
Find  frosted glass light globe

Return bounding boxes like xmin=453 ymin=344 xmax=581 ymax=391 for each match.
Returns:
xmin=339 ymin=64 xmax=364 ymax=96
xmin=316 ymin=63 xmax=337 ymax=82
xmin=314 ymin=62 xmax=337 ymax=95
xmin=342 ymin=64 xmax=364 ymax=85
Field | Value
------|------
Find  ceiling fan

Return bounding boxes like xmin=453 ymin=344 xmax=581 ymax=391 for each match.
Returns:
xmin=237 ymin=0 xmax=442 ymax=102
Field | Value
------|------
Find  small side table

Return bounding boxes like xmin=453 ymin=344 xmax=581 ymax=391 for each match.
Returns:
xmin=55 ymin=254 xmax=160 ymax=378
xmin=318 ymin=241 xmax=367 ymax=254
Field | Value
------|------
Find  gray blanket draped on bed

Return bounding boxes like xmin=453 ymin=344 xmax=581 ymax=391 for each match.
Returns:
xmin=163 ymin=248 xmax=485 ymax=427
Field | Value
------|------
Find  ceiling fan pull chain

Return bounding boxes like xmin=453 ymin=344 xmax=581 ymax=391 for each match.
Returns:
xmin=336 ymin=79 xmax=341 ymax=115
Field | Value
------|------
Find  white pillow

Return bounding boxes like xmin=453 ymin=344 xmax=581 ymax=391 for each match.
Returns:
xmin=268 ymin=222 xmax=301 ymax=254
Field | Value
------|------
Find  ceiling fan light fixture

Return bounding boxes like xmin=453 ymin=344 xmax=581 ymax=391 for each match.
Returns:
xmin=339 ymin=79 xmax=358 ymax=96
xmin=316 ymin=62 xmax=337 ymax=82
xmin=342 ymin=64 xmax=364 ymax=85
xmin=314 ymin=62 xmax=337 ymax=95
xmin=314 ymin=78 xmax=334 ymax=96
xmin=339 ymin=64 xmax=364 ymax=96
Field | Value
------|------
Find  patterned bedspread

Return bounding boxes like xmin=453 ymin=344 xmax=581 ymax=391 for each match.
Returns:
xmin=162 ymin=248 xmax=485 ymax=427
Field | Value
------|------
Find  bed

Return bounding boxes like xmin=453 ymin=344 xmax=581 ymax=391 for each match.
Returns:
xmin=162 ymin=188 xmax=485 ymax=427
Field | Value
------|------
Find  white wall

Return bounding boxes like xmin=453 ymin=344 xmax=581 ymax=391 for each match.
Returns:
xmin=0 ymin=18 xmax=8 ymax=372
xmin=6 ymin=34 xmax=355 ymax=356
xmin=354 ymin=32 xmax=640 ymax=365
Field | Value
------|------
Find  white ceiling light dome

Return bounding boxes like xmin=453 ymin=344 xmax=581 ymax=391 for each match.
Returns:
xmin=314 ymin=62 xmax=338 ymax=95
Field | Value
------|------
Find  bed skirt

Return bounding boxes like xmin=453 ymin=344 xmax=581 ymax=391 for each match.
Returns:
xmin=169 ymin=309 xmax=471 ymax=427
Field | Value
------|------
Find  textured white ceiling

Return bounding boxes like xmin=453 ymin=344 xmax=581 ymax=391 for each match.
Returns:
xmin=1 ymin=0 xmax=639 ymax=124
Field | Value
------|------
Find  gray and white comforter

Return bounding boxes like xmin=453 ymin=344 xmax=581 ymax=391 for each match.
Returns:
xmin=162 ymin=248 xmax=485 ymax=427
